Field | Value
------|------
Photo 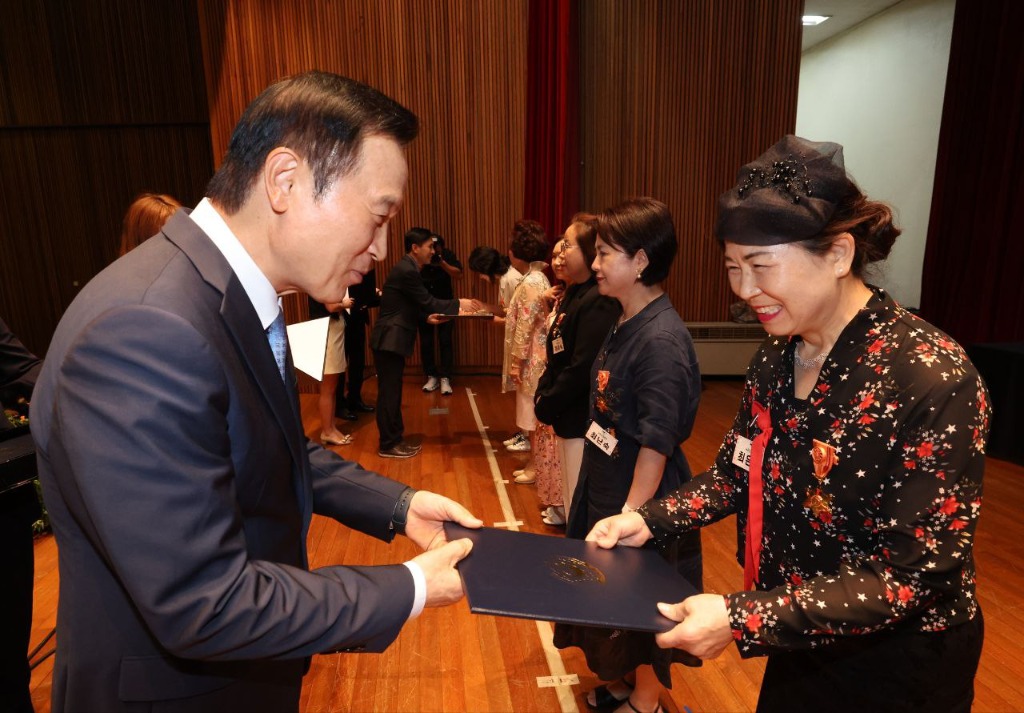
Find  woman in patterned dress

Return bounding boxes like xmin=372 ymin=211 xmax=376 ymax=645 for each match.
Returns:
xmin=531 ymin=238 xmax=568 ymax=520
xmin=502 ymin=220 xmax=552 ymax=482
xmin=586 ymin=136 xmax=991 ymax=713
xmin=554 ymin=198 xmax=703 ymax=713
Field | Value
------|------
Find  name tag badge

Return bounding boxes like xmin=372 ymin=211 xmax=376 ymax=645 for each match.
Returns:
xmin=551 ymin=337 xmax=565 ymax=354
xmin=586 ymin=421 xmax=618 ymax=456
xmin=732 ymin=435 xmax=753 ymax=471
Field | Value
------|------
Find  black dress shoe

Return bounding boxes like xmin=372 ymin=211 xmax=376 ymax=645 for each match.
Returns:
xmin=336 ymin=407 xmax=357 ymax=421
xmin=353 ymin=401 xmax=375 ymax=413
xmin=378 ymin=442 xmax=420 ymax=459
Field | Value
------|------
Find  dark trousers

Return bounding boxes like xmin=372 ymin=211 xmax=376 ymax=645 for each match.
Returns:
xmin=344 ymin=318 xmax=369 ymax=407
xmin=418 ymin=320 xmax=454 ymax=378
xmin=0 ymin=485 xmax=40 ymax=713
xmin=756 ymin=613 xmax=984 ymax=713
xmin=373 ymin=349 xmax=406 ymax=450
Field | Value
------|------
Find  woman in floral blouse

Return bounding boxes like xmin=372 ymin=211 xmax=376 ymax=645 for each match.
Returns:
xmin=502 ymin=220 xmax=552 ymax=482
xmin=587 ymin=136 xmax=990 ymax=713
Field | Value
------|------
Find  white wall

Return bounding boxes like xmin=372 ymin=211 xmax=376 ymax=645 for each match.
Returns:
xmin=796 ymin=0 xmax=955 ymax=308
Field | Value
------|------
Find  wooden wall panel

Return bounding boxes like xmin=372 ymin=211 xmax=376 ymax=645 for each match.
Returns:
xmin=580 ymin=0 xmax=803 ymax=321
xmin=197 ymin=0 xmax=529 ymax=374
xmin=0 ymin=128 xmax=213 ymax=354
xmin=0 ymin=1 xmax=213 ymax=356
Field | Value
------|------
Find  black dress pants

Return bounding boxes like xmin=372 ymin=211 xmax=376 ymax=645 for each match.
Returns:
xmin=756 ymin=613 xmax=983 ymax=713
xmin=344 ymin=318 xmax=368 ymax=407
xmin=418 ymin=321 xmax=454 ymax=378
xmin=373 ymin=349 xmax=406 ymax=450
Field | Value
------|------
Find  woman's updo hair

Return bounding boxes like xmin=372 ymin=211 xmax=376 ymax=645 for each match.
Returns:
xmin=509 ymin=219 xmax=549 ymax=262
xmin=468 ymin=246 xmax=511 ymax=277
xmin=568 ymin=212 xmax=599 ymax=271
xmin=596 ymin=198 xmax=677 ymax=285
xmin=714 ymin=135 xmax=900 ymax=278
xmin=800 ymin=185 xmax=901 ymax=278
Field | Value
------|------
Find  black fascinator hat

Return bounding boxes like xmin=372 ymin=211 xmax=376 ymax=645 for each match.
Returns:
xmin=715 ymin=135 xmax=854 ymax=246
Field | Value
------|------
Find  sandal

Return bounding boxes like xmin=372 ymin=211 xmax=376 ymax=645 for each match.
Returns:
xmin=586 ymin=680 xmax=634 ymax=709
xmin=321 ymin=433 xmax=353 ymax=446
xmin=618 ymin=698 xmax=663 ymax=713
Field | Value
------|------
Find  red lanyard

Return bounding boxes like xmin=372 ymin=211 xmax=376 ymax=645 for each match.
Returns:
xmin=744 ymin=401 xmax=773 ymax=590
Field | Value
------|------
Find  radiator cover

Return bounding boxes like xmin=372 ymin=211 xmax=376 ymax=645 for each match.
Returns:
xmin=687 ymin=321 xmax=766 ymax=376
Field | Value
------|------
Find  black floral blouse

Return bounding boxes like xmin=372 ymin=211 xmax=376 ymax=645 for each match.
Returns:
xmin=639 ymin=288 xmax=991 ymax=657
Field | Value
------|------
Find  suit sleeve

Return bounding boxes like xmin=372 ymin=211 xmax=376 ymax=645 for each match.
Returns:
xmin=307 ymin=441 xmax=407 ymax=541
xmin=0 ymin=316 xmax=42 ymax=403
xmin=47 ymin=306 xmax=413 ymax=660
xmin=397 ymin=262 xmax=459 ymax=316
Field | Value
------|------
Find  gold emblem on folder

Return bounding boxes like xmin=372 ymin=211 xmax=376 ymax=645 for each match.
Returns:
xmin=548 ymin=556 xmax=606 ymax=584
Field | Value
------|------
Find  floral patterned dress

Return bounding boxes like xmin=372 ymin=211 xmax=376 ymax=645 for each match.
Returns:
xmin=639 ymin=288 xmax=990 ymax=704
xmin=502 ymin=262 xmax=550 ymax=395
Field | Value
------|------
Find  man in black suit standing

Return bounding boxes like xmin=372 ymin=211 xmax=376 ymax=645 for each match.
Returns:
xmin=371 ymin=228 xmax=477 ymax=458
xmin=30 ymin=72 xmax=481 ymax=713
xmin=0 ymin=317 xmax=42 ymax=713
xmin=336 ymin=266 xmax=380 ymax=420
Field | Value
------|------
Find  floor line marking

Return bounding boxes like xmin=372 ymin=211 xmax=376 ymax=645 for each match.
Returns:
xmin=466 ymin=388 xmax=519 ymax=532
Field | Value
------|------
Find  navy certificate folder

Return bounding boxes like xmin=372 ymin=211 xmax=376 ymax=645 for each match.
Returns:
xmin=444 ymin=523 xmax=698 ymax=633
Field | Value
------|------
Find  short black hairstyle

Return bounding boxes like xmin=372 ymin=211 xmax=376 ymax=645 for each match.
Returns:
xmin=596 ymin=198 xmax=677 ymax=285
xmin=468 ymin=246 xmax=510 ymax=277
xmin=405 ymin=227 xmax=434 ymax=253
xmin=509 ymin=219 xmax=548 ymax=262
xmin=206 ymin=71 xmax=419 ymax=214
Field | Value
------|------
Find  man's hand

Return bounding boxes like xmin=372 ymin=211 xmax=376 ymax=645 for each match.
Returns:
xmin=404 ymin=491 xmax=483 ymax=552
xmin=458 ymin=297 xmax=482 ymax=313
xmin=654 ymin=594 xmax=733 ymax=660
xmin=585 ymin=512 xmax=653 ymax=549
xmin=411 ymin=538 xmax=473 ymax=607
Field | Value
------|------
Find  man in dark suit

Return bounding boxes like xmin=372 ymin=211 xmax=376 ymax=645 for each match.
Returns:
xmin=30 ymin=71 xmax=480 ymax=713
xmin=337 ymin=266 xmax=380 ymax=420
xmin=0 ymin=317 xmax=43 ymax=713
xmin=371 ymin=228 xmax=476 ymax=458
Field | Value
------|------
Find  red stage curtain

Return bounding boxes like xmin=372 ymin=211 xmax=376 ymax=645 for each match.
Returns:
xmin=523 ymin=0 xmax=580 ymax=243
xmin=919 ymin=0 xmax=1024 ymax=345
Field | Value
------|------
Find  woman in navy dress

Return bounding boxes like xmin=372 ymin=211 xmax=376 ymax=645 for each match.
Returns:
xmin=554 ymin=198 xmax=703 ymax=713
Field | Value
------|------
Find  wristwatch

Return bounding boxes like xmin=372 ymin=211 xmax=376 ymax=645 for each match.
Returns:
xmin=390 ymin=486 xmax=417 ymax=536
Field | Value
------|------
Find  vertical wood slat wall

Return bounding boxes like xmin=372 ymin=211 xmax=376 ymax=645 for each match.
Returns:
xmin=580 ymin=0 xmax=803 ymax=321
xmin=197 ymin=0 xmax=530 ymax=384
xmin=0 ymin=0 xmax=213 ymax=357
xmin=0 ymin=1 xmax=802 ymax=365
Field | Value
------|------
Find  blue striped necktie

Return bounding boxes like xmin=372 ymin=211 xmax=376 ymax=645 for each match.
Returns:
xmin=266 ymin=309 xmax=288 ymax=382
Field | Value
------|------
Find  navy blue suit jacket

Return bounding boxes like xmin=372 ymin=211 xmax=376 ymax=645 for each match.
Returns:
xmin=31 ymin=211 xmax=416 ymax=712
xmin=370 ymin=254 xmax=458 ymax=357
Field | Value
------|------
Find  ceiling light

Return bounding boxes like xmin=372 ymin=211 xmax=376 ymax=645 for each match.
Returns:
xmin=802 ymin=15 xmax=831 ymax=26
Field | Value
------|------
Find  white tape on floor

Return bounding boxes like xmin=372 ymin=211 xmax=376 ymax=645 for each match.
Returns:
xmin=465 ymin=388 xmax=580 ymax=713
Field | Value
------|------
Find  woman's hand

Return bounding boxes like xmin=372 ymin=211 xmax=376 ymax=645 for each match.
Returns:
xmin=585 ymin=512 xmax=653 ymax=548
xmin=655 ymin=594 xmax=733 ymax=660
xmin=543 ymin=284 xmax=565 ymax=306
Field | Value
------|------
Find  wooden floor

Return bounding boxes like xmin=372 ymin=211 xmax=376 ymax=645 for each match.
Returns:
xmin=26 ymin=376 xmax=1024 ymax=712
